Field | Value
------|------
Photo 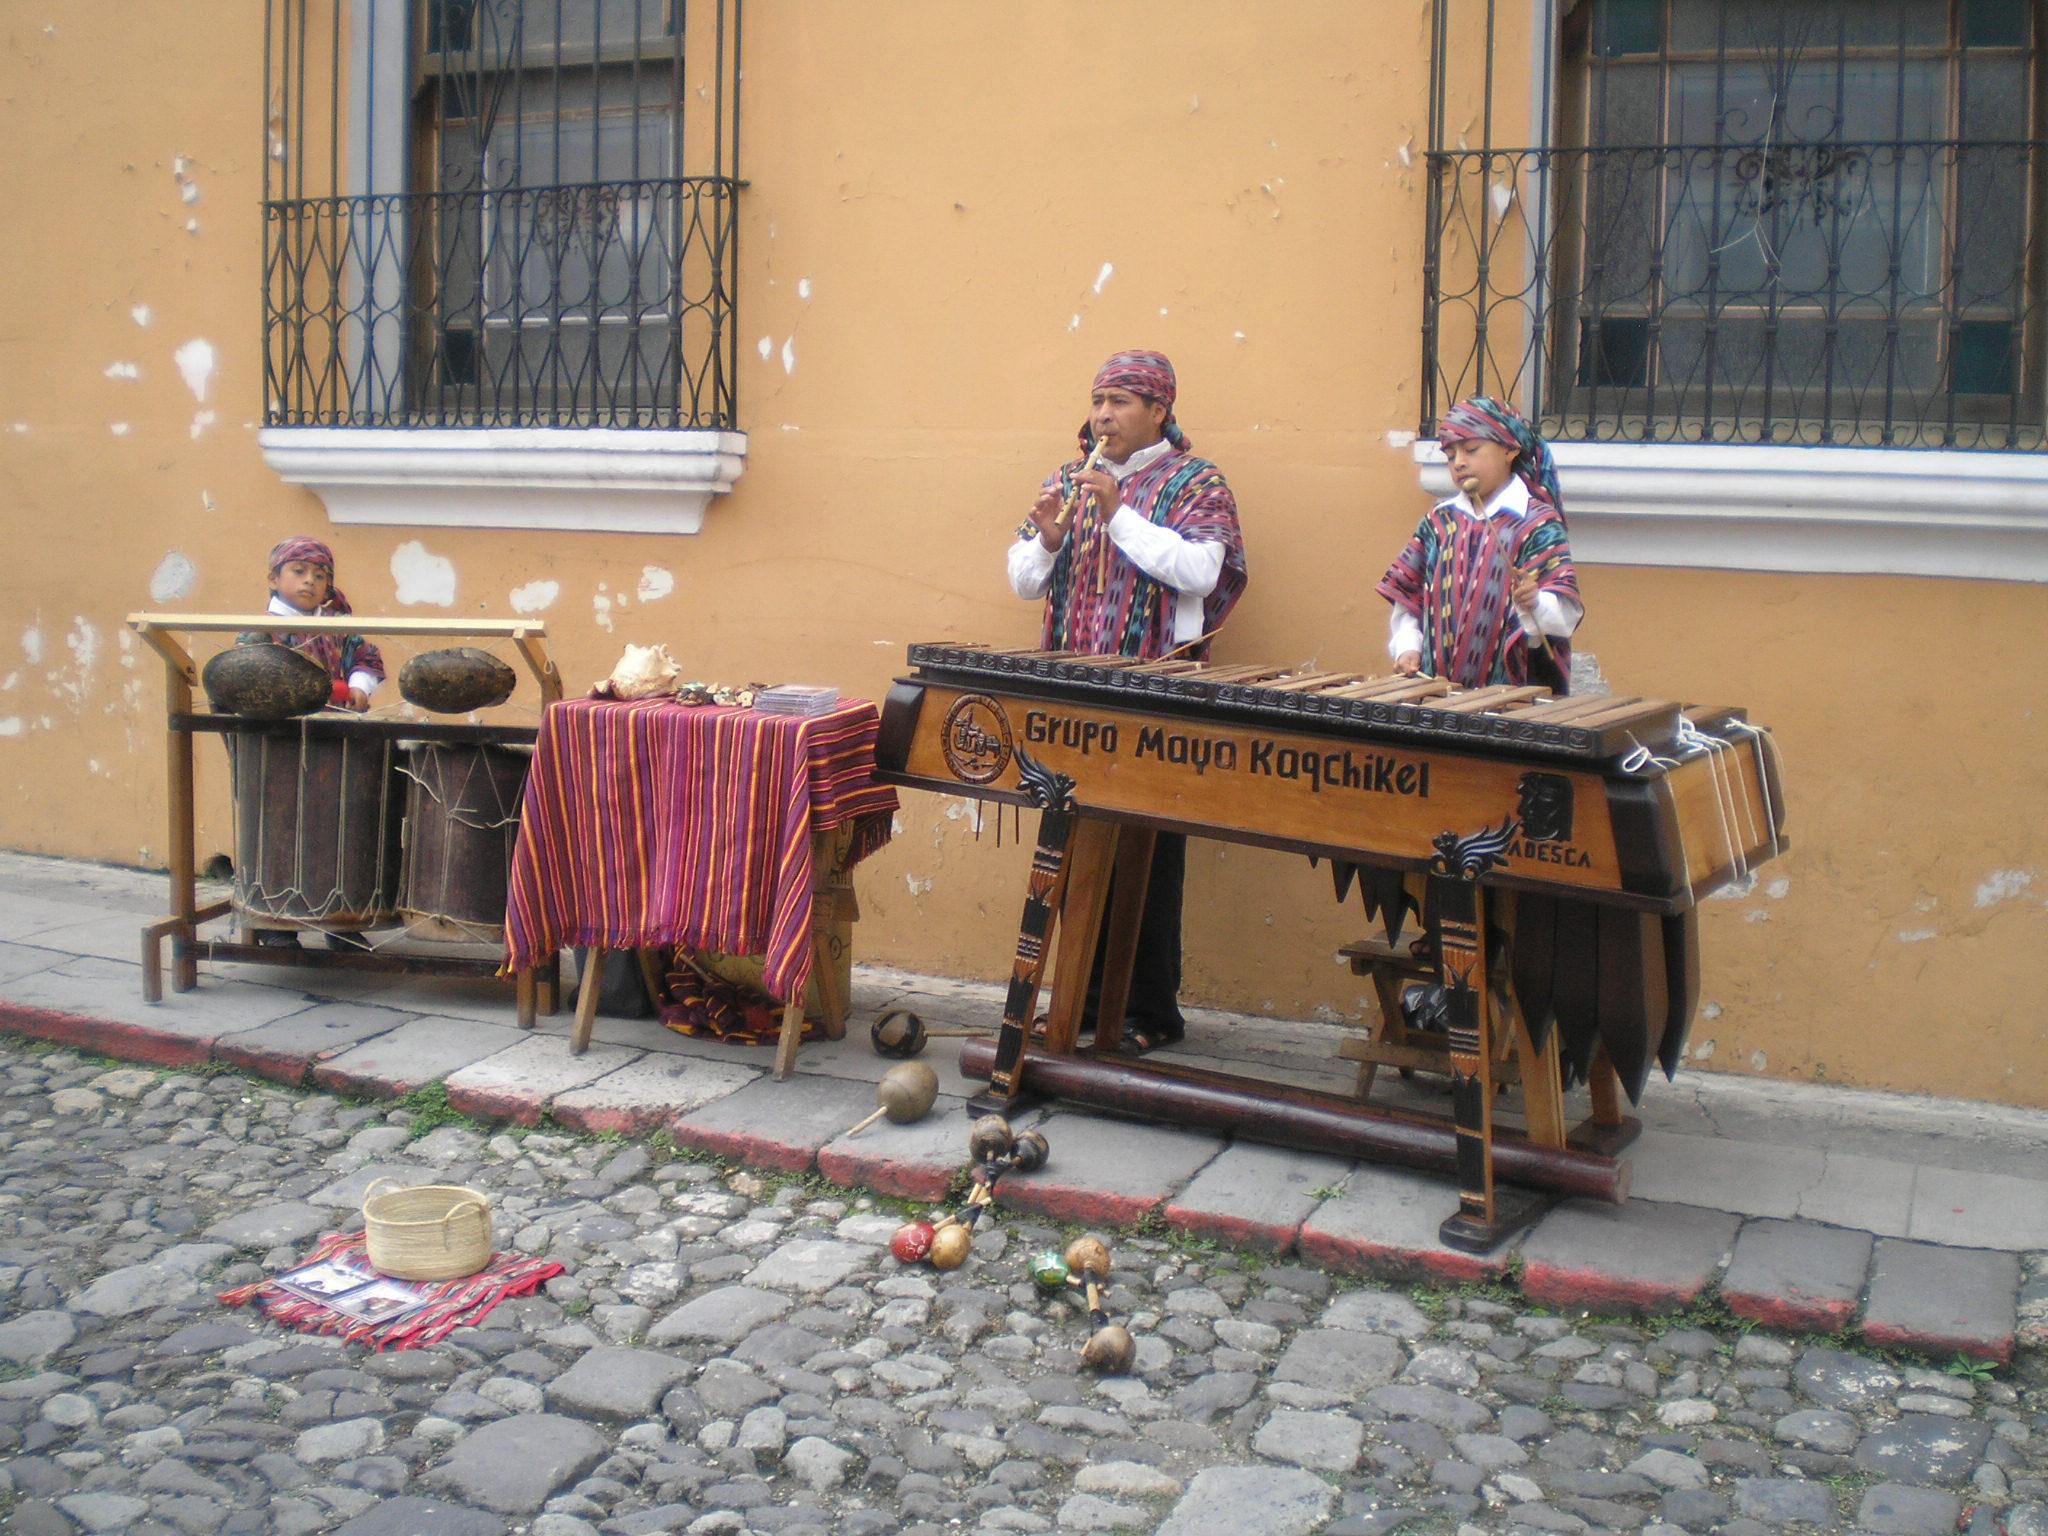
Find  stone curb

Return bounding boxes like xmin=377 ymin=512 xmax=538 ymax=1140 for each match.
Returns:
xmin=0 ymin=999 xmax=2025 ymax=1362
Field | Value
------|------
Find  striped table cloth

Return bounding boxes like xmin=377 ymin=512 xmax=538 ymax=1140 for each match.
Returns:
xmin=503 ymin=697 xmax=898 ymax=1005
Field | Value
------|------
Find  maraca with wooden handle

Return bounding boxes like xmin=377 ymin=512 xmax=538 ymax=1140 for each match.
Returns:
xmin=845 ymin=1061 xmax=939 ymax=1138
xmin=1065 ymin=1237 xmax=1134 ymax=1372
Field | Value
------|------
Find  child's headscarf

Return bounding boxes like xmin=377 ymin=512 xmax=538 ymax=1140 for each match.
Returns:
xmin=1438 ymin=397 xmax=1563 ymax=520
xmin=268 ymin=536 xmax=354 ymax=613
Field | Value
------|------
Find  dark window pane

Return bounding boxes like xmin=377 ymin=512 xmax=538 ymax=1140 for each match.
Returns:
xmin=1579 ymin=316 xmax=1652 ymax=386
xmin=1952 ymin=320 xmax=2016 ymax=394
xmin=439 ymin=327 xmax=480 ymax=387
xmin=1671 ymin=1 xmax=1946 ymax=51
xmin=428 ymin=0 xmax=477 ymax=55
xmin=1596 ymin=0 xmax=1664 ymax=58
xmin=1963 ymin=0 xmax=2028 ymax=48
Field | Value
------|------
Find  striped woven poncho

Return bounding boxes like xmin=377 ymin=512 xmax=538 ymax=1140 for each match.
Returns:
xmin=1377 ymin=486 xmax=1578 ymax=689
xmin=1032 ymin=443 xmax=1248 ymax=661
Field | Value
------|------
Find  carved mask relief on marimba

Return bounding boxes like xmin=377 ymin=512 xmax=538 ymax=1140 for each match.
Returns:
xmin=1517 ymin=772 xmax=1574 ymax=844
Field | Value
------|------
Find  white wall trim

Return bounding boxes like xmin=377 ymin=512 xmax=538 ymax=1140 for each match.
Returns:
xmin=261 ymin=427 xmax=748 ymax=535
xmin=1413 ymin=439 xmax=2048 ymax=582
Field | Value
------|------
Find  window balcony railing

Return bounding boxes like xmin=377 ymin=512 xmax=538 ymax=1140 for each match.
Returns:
xmin=263 ymin=175 xmax=740 ymax=430
xmin=1421 ymin=138 xmax=2048 ymax=451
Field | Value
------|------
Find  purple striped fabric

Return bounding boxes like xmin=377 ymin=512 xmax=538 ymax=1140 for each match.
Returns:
xmin=502 ymin=698 xmax=898 ymax=1003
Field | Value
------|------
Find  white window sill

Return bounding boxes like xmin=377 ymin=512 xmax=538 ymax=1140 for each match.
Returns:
xmin=1413 ymin=439 xmax=2048 ymax=582
xmin=260 ymin=426 xmax=748 ymax=534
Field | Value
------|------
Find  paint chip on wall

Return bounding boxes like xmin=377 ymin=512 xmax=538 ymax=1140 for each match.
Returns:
xmin=797 ymin=277 xmax=812 ymax=300
xmin=757 ymin=336 xmax=773 ymax=361
xmin=131 ymin=305 xmax=152 ymax=327
xmin=149 ymin=552 xmax=198 ymax=603
xmin=390 ymin=540 xmax=456 ymax=607
xmin=509 ymin=579 xmax=559 ymax=614
xmin=780 ymin=337 xmax=796 ymax=374
xmin=174 ymin=339 xmax=216 ymax=403
xmin=1974 ymin=868 xmax=2035 ymax=907
xmin=104 ymin=362 xmax=139 ymax=380
xmin=636 ymin=566 xmax=674 ymax=603
xmin=1093 ymin=262 xmax=1114 ymax=294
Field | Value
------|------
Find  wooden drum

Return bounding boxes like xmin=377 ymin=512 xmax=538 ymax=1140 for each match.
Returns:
xmin=397 ymin=741 xmax=532 ymax=942
xmin=230 ymin=722 xmax=404 ymax=932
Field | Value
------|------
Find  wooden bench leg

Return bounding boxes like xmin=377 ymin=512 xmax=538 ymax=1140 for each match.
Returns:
xmin=517 ymin=968 xmax=536 ymax=1029
xmin=571 ymin=947 xmax=606 ymax=1055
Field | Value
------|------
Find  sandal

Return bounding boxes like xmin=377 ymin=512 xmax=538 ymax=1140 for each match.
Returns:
xmin=1118 ymin=1022 xmax=1183 ymax=1057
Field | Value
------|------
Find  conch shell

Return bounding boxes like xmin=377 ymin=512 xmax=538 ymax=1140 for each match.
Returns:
xmin=600 ymin=643 xmax=681 ymax=700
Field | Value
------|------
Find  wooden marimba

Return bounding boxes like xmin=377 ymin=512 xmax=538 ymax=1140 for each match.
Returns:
xmin=876 ymin=643 xmax=1787 ymax=1251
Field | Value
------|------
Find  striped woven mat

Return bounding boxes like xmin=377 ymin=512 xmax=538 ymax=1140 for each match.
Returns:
xmin=218 ymin=1231 xmax=564 ymax=1351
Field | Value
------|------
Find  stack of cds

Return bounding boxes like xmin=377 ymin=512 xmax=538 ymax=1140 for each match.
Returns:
xmin=754 ymin=684 xmax=841 ymax=717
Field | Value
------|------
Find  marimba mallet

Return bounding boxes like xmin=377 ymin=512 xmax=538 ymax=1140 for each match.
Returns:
xmin=845 ymin=1061 xmax=939 ymax=1138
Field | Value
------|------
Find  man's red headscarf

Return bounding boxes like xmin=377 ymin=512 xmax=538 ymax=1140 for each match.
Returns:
xmin=1081 ymin=349 xmax=1190 ymax=452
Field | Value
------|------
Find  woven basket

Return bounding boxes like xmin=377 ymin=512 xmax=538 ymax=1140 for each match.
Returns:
xmin=361 ymin=1178 xmax=493 ymax=1281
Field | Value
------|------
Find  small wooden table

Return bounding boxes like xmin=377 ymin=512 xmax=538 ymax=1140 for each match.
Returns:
xmin=500 ymin=696 xmax=898 ymax=1079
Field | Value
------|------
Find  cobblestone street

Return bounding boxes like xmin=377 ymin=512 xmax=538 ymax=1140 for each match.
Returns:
xmin=0 ymin=1039 xmax=2041 ymax=1536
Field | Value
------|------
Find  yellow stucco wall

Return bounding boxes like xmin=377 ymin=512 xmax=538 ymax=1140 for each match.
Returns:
xmin=2 ymin=2 xmax=2044 ymax=1106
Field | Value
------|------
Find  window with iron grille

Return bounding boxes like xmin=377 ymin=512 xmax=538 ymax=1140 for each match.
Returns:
xmin=263 ymin=0 xmax=742 ymax=431
xmin=1422 ymin=0 xmax=2044 ymax=450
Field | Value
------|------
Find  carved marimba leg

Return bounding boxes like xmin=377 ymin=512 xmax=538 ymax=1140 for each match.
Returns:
xmin=970 ymin=750 xmax=1078 ymax=1116
xmin=1042 ymin=818 xmax=1119 ymax=1056
xmin=1430 ymin=823 xmax=1550 ymax=1253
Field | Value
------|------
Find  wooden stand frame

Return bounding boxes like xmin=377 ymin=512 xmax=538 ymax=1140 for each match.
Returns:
xmin=126 ymin=613 xmax=563 ymax=1013
xmin=561 ymin=828 xmax=853 ymax=1081
xmin=966 ymin=799 xmax=1633 ymax=1238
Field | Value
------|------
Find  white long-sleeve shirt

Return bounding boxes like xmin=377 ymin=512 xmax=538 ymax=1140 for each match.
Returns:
xmin=1007 ymin=438 xmax=1226 ymax=646
xmin=268 ymin=594 xmax=382 ymax=699
xmin=1386 ymin=477 xmax=1582 ymax=662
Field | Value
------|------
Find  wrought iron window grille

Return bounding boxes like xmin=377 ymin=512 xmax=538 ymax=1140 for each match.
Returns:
xmin=263 ymin=0 xmax=743 ymax=431
xmin=1421 ymin=0 xmax=2045 ymax=451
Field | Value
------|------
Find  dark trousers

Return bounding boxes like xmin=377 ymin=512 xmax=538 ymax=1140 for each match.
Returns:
xmin=1083 ymin=831 xmax=1186 ymax=1039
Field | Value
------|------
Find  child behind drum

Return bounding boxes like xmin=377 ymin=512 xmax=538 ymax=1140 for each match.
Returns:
xmin=257 ymin=536 xmax=384 ymax=711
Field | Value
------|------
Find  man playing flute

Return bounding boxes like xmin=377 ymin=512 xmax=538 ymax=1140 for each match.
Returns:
xmin=1006 ymin=349 xmax=1249 ymax=1054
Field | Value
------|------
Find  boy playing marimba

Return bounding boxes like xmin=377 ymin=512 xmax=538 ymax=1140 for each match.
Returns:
xmin=1379 ymin=397 xmax=1579 ymax=694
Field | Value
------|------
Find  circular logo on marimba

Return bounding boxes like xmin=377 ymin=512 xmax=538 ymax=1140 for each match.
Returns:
xmin=941 ymin=694 xmax=1013 ymax=784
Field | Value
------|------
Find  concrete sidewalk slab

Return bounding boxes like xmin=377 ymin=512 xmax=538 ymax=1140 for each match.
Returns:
xmin=1520 ymin=1200 xmax=1740 ymax=1314
xmin=0 ymin=940 xmax=68 ymax=987
xmin=1908 ymin=1164 xmax=2048 ymax=1252
xmin=815 ymin=1092 xmax=984 ymax=1201
xmin=0 ymin=957 xmax=314 ymax=1065
xmin=1163 ymin=1141 xmax=1354 ymax=1254
xmin=311 ymin=1016 xmax=528 ymax=1098
xmin=1719 ymin=1218 xmax=1873 ymax=1333
xmin=1790 ymin=1150 xmax=1917 ymax=1238
xmin=212 ymin=1001 xmax=420 ymax=1085
xmin=442 ymin=1035 xmax=644 ymax=1126
xmin=671 ymin=1073 xmax=881 ymax=1173
xmin=1860 ymin=1238 xmax=2019 ymax=1363
xmin=5 ymin=954 xmax=315 ymax=1034
xmin=549 ymin=1054 xmax=760 ymax=1138
xmin=1627 ymin=1132 xmax=1822 ymax=1221
xmin=988 ymin=1109 xmax=1225 ymax=1226
xmin=1297 ymin=1162 xmax=1517 ymax=1285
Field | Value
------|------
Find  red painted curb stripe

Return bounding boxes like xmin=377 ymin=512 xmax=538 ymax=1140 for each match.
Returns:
xmin=1298 ymin=1227 xmax=1507 ymax=1286
xmin=1521 ymin=1259 xmax=1706 ymax=1315
xmin=816 ymin=1148 xmax=954 ymax=1203
xmin=0 ymin=1000 xmax=215 ymax=1068
xmin=669 ymin=1116 xmax=818 ymax=1175
xmin=444 ymin=1083 xmax=547 ymax=1128
xmin=1162 ymin=1204 xmax=1301 ymax=1256
xmin=1861 ymin=1320 xmax=2013 ymax=1366
xmin=1723 ymin=1289 xmax=1857 ymax=1335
